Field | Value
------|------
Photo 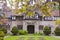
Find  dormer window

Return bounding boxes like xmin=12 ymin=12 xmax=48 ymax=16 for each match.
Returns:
xmin=16 ymin=16 xmax=23 ymax=20
xmin=36 ymin=14 xmax=38 ymax=18
xmin=12 ymin=16 xmax=16 ymax=20
xmin=34 ymin=14 xmax=38 ymax=19
xmin=35 ymin=12 xmax=38 ymax=18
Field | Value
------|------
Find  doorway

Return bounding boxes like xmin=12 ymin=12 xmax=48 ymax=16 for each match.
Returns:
xmin=27 ymin=25 xmax=34 ymax=34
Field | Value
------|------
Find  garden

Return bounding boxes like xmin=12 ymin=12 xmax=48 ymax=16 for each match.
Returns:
xmin=0 ymin=0 xmax=60 ymax=40
xmin=0 ymin=26 xmax=60 ymax=40
xmin=4 ymin=36 xmax=60 ymax=40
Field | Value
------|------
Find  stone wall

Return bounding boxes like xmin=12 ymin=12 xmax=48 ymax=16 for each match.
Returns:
xmin=10 ymin=20 xmax=56 ymax=33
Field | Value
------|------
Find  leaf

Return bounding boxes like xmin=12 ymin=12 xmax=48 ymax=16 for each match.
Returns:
xmin=8 ymin=0 xmax=13 ymax=5
xmin=55 ymin=20 xmax=60 ymax=25
xmin=0 ymin=21 xmax=3 ymax=25
xmin=26 ymin=11 xmax=34 ymax=17
xmin=40 ymin=3 xmax=51 ymax=16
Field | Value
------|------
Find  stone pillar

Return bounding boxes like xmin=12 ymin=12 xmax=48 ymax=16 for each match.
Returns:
xmin=51 ymin=25 xmax=56 ymax=35
xmin=10 ymin=21 xmax=17 ymax=31
xmin=23 ymin=21 xmax=27 ymax=31
xmin=8 ymin=21 xmax=17 ymax=34
xmin=35 ymin=22 xmax=39 ymax=33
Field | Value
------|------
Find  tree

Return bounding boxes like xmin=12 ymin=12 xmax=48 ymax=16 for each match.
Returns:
xmin=40 ymin=4 xmax=51 ymax=16
xmin=55 ymin=19 xmax=60 ymax=25
xmin=19 ymin=30 xmax=28 ymax=35
xmin=0 ymin=31 xmax=5 ymax=40
xmin=0 ymin=20 xmax=3 ymax=25
xmin=0 ymin=27 xmax=7 ymax=34
xmin=52 ymin=0 xmax=60 ymax=16
xmin=55 ymin=19 xmax=60 ymax=27
xmin=11 ymin=26 xmax=18 ymax=35
xmin=7 ymin=0 xmax=56 ymax=17
xmin=54 ymin=27 xmax=60 ymax=36
xmin=43 ymin=26 xmax=51 ymax=35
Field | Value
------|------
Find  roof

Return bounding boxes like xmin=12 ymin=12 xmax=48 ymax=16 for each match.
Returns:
xmin=50 ymin=10 xmax=59 ymax=16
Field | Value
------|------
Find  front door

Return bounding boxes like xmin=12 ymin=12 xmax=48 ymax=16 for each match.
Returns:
xmin=27 ymin=25 xmax=34 ymax=34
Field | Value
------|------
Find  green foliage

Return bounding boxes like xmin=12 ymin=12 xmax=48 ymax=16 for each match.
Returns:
xmin=19 ymin=30 xmax=28 ymax=35
xmin=39 ymin=32 xmax=43 ymax=35
xmin=11 ymin=26 xmax=18 ymax=35
xmin=40 ymin=2 xmax=59 ymax=16
xmin=0 ymin=31 xmax=5 ymax=37
xmin=8 ymin=0 xmax=13 ymax=5
xmin=0 ymin=37 xmax=4 ymax=40
xmin=43 ymin=26 xmax=51 ymax=35
xmin=7 ymin=0 xmax=58 ymax=17
xmin=26 ymin=11 xmax=34 ymax=17
xmin=0 ymin=20 xmax=3 ymax=25
xmin=0 ymin=31 xmax=5 ymax=40
xmin=0 ymin=27 xmax=7 ymax=34
xmin=40 ymin=4 xmax=51 ymax=16
xmin=34 ymin=32 xmax=43 ymax=35
xmin=34 ymin=32 xmax=39 ymax=35
xmin=54 ymin=27 xmax=60 ymax=36
xmin=55 ymin=20 xmax=60 ymax=25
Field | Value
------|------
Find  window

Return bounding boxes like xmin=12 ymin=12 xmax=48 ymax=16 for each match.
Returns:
xmin=16 ymin=16 xmax=23 ymax=20
xmin=54 ymin=16 xmax=60 ymax=21
xmin=38 ymin=16 xmax=42 ymax=20
xmin=44 ymin=16 xmax=53 ymax=21
xmin=12 ymin=16 xmax=16 ymax=20
xmin=17 ymin=25 xmax=23 ymax=30
xmin=39 ymin=25 xmax=43 ymax=30
xmin=35 ymin=14 xmax=38 ymax=19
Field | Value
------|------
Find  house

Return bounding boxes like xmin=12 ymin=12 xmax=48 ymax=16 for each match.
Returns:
xmin=0 ymin=0 xmax=60 ymax=34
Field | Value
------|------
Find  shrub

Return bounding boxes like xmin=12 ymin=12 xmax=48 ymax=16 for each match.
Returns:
xmin=34 ymin=32 xmax=38 ymax=35
xmin=19 ymin=30 xmax=28 ymax=35
xmin=43 ymin=26 xmax=51 ymax=35
xmin=39 ymin=32 xmax=43 ymax=35
xmin=54 ymin=27 xmax=60 ymax=36
xmin=0 ymin=27 xmax=7 ymax=34
xmin=11 ymin=26 xmax=18 ymax=35
xmin=34 ymin=32 xmax=43 ymax=35
xmin=0 ymin=31 xmax=5 ymax=40
xmin=0 ymin=31 xmax=5 ymax=37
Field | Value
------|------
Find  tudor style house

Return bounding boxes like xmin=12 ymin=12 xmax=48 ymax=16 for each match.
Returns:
xmin=0 ymin=0 xmax=60 ymax=34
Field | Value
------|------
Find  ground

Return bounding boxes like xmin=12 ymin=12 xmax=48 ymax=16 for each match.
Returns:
xmin=4 ymin=35 xmax=60 ymax=40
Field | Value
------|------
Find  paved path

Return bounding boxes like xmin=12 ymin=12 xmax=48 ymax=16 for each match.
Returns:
xmin=4 ymin=36 xmax=9 ymax=38
xmin=53 ymin=36 xmax=60 ymax=39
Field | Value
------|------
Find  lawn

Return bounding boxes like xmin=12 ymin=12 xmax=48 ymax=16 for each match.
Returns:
xmin=4 ymin=35 xmax=60 ymax=40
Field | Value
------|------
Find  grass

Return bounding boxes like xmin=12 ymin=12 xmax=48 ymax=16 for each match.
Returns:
xmin=4 ymin=35 xmax=60 ymax=40
xmin=4 ymin=36 xmax=20 ymax=40
xmin=44 ymin=36 xmax=60 ymax=40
